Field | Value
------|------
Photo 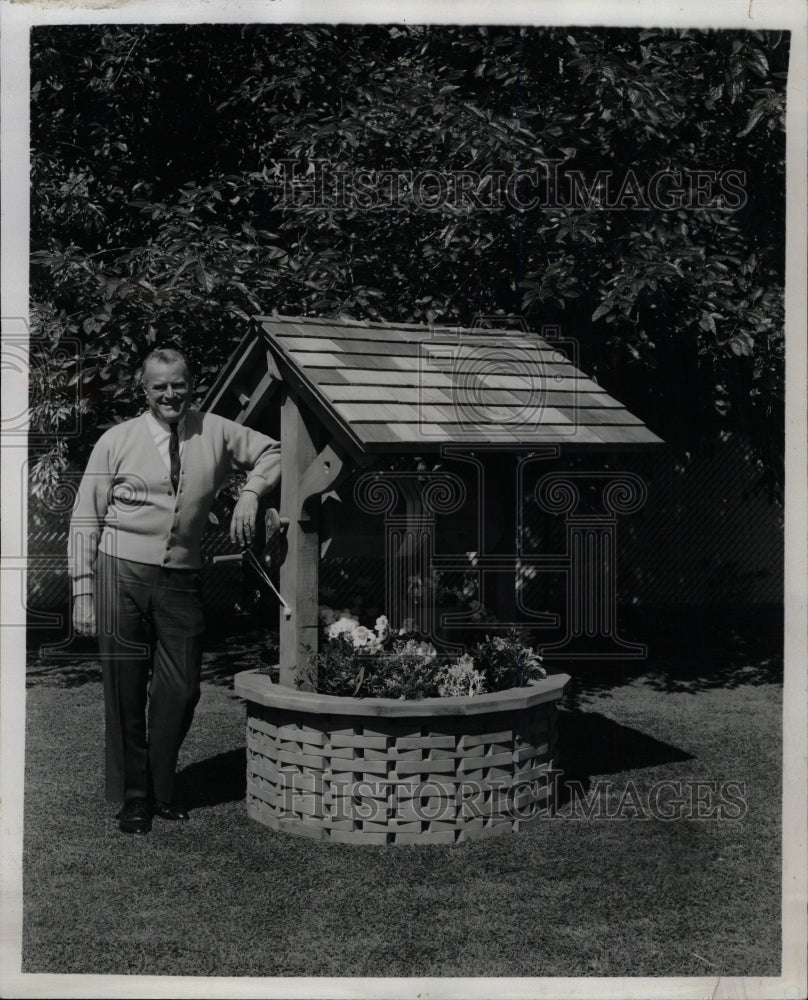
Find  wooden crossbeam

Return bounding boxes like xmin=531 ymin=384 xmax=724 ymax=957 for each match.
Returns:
xmin=235 ymin=370 xmax=281 ymax=426
xmin=203 ymin=332 xmax=264 ymax=416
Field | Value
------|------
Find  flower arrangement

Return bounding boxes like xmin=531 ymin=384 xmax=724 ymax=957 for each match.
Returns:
xmin=301 ymin=608 xmax=546 ymax=700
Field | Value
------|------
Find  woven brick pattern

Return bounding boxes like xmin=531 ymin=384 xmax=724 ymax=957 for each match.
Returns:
xmin=245 ymin=700 xmax=560 ymax=845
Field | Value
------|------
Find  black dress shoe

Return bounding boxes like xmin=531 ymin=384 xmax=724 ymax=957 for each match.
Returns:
xmin=118 ymin=798 xmax=152 ymax=835
xmin=153 ymin=800 xmax=189 ymax=822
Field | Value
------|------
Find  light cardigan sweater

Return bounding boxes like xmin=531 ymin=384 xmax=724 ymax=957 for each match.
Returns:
xmin=68 ymin=410 xmax=281 ymax=598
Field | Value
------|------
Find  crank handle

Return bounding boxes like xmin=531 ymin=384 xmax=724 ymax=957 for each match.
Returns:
xmin=243 ymin=548 xmax=293 ymax=620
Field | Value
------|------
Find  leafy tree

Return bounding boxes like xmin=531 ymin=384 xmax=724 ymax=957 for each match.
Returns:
xmin=30 ymin=24 xmax=787 ymax=501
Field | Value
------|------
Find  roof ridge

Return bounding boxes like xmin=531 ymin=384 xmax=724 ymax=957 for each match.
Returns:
xmin=255 ymin=314 xmax=542 ymax=337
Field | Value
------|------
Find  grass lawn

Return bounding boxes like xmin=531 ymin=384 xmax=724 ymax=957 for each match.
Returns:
xmin=22 ymin=617 xmax=782 ymax=978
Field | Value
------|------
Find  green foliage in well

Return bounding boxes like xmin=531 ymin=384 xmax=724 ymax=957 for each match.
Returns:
xmin=471 ymin=630 xmax=547 ymax=692
xmin=304 ymin=614 xmax=545 ymax=699
xmin=305 ymin=634 xmax=449 ymax=700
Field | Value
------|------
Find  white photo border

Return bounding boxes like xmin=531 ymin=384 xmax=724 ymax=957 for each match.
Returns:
xmin=2 ymin=2 xmax=806 ymax=998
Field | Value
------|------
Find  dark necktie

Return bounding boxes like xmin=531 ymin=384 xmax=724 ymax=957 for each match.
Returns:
xmin=169 ymin=424 xmax=181 ymax=493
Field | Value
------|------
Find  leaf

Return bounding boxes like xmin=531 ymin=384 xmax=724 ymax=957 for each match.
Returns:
xmin=746 ymin=49 xmax=769 ymax=79
xmin=729 ymin=333 xmax=754 ymax=356
xmin=737 ymin=98 xmax=770 ymax=137
xmin=196 ymin=261 xmax=213 ymax=293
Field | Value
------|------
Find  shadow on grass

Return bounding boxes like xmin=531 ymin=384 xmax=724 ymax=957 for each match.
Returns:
xmin=547 ymin=604 xmax=783 ymax=701
xmin=199 ymin=626 xmax=278 ymax=688
xmin=27 ymin=606 xmax=782 ymax=699
xmin=25 ymin=618 xmax=280 ymax=690
xmin=25 ymin=637 xmax=102 ymax=688
xmin=556 ymin=708 xmax=694 ymax=801
xmin=175 ymin=748 xmax=246 ymax=809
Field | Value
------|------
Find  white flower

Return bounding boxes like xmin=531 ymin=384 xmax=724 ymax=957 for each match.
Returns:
xmin=374 ymin=615 xmax=389 ymax=637
xmin=327 ymin=614 xmax=359 ymax=641
xmin=352 ymin=625 xmax=374 ymax=648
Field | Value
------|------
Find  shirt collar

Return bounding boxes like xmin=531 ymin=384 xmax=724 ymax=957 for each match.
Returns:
xmin=144 ymin=410 xmax=186 ymax=436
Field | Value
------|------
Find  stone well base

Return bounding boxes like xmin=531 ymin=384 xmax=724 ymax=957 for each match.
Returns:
xmin=234 ymin=669 xmax=570 ymax=846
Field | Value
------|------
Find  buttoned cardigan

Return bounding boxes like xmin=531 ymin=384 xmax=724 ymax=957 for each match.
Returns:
xmin=68 ymin=410 xmax=281 ymax=598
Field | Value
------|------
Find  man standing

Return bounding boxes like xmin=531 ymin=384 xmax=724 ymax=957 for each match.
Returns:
xmin=69 ymin=347 xmax=280 ymax=834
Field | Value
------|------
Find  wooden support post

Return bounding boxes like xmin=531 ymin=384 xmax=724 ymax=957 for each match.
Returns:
xmin=484 ymin=453 xmax=518 ymax=625
xmin=393 ymin=478 xmax=435 ymax=637
xmin=279 ymin=386 xmax=321 ymax=689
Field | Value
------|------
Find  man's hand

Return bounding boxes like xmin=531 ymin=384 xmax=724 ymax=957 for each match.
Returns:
xmin=73 ymin=595 xmax=97 ymax=638
xmin=230 ymin=491 xmax=260 ymax=550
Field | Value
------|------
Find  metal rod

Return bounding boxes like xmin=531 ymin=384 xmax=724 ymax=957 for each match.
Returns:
xmin=243 ymin=548 xmax=293 ymax=619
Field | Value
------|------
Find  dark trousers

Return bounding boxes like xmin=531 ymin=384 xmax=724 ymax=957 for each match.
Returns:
xmin=96 ymin=552 xmax=204 ymax=803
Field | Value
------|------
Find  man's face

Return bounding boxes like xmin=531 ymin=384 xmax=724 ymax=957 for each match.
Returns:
xmin=142 ymin=359 xmax=192 ymax=425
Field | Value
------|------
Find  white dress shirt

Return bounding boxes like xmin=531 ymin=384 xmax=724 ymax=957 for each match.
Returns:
xmin=144 ymin=411 xmax=186 ymax=473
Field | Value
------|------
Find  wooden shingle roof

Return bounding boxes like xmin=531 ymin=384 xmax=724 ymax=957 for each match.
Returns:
xmin=205 ymin=315 xmax=662 ymax=455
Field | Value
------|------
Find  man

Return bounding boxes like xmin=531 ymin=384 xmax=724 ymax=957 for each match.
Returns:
xmin=69 ymin=347 xmax=280 ymax=834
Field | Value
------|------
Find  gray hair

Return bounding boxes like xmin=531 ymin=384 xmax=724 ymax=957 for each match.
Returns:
xmin=139 ymin=347 xmax=194 ymax=385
